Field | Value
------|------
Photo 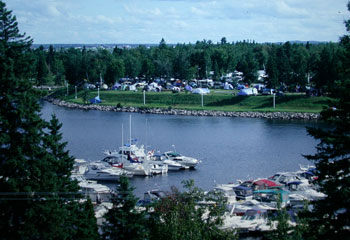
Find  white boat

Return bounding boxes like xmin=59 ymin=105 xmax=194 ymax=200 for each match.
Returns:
xmin=94 ymin=202 xmax=113 ymax=226
xmin=149 ymin=154 xmax=182 ymax=171
xmin=229 ymin=199 xmax=275 ymax=216
xmin=71 ymin=174 xmax=114 ymax=203
xmin=84 ymin=162 xmax=131 ymax=181
xmin=221 ymin=209 xmax=276 ymax=232
xmin=164 ymin=151 xmax=199 ymax=169
xmin=123 ymin=162 xmax=153 ymax=176
xmin=212 ymin=185 xmax=237 ymax=204
xmin=72 ymin=158 xmax=88 ymax=175
xmin=102 ymin=154 xmax=154 ymax=176
xmin=287 ymin=181 xmax=326 ymax=203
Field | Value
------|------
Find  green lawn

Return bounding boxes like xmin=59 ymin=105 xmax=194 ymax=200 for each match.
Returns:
xmin=52 ymin=88 xmax=332 ymax=113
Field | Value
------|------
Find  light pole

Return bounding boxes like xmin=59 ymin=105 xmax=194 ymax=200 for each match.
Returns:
xmin=75 ymin=86 xmax=77 ymax=99
xmin=201 ymin=93 xmax=204 ymax=107
xmin=273 ymin=93 xmax=276 ymax=109
xmin=143 ymin=90 xmax=146 ymax=105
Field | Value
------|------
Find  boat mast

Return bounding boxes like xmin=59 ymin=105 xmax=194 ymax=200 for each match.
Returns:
xmin=145 ymin=119 xmax=148 ymax=155
xmin=129 ymin=114 xmax=132 ymax=147
xmin=122 ymin=123 xmax=124 ymax=160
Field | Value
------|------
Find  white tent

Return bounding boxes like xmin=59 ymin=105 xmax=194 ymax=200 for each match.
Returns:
xmin=192 ymin=88 xmax=210 ymax=95
xmin=224 ymin=82 xmax=233 ymax=90
xmin=238 ymin=88 xmax=258 ymax=96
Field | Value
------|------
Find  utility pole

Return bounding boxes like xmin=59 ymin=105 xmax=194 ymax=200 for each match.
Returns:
xmin=201 ymin=93 xmax=204 ymax=107
xmin=75 ymin=86 xmax=77 ymax=99
xmin=143 ymin=90 xmax=146 ymax=105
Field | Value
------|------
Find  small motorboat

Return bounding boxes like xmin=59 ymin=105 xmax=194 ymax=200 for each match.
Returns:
xmin=164 ymin=151 xmax=199 ymax=169
xmin=84 ymin=162 xmax=132 ymax=181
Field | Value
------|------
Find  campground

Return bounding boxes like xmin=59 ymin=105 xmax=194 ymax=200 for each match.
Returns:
xmin=51 ymin=88 xmax=332 ymax=113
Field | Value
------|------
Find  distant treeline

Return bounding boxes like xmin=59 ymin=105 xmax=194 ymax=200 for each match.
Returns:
xmin=33 ymin=38 xmax=342 ymax=94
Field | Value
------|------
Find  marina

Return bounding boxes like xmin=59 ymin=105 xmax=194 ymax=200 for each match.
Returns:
xmin=41 ymin=101 xmax=320 ymax=198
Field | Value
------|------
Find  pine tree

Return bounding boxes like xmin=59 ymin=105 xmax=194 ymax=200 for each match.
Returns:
xmin=102 ymin=176 xmax=148 ymax=240
xmin=148 ymin=180 xmax=236 ymax=240
xmin=298 ymin=2 xmax=350 ymax=238
xmin=0 ymin=1 xmax=99 ymax=239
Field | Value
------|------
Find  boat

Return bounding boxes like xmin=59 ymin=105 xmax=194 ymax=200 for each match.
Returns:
xmin=71 ymin=174 xmax=114 ymax=203
xmin=233 ymin=180 xmax=254 ymax=200
xmin=149 ymin=153 xmax=182 ymax=171
xmin=222 ymin=209 xmax=276 ymax=233
xmin=102 ymin=153 xmax=156 ymax=176
xmin=268 ymin=172 xmax=309 ymax=186
xmin=252 ymin=189 xmax=290 ymax=208
xmin=229 ymin=199 xmax=275 ymax=216
xmin=94 ymin=202 xmax=113 ymax=226
xmin=212 ymin=185 xmax=237 ymax=204
xmin=287 ymin=181 xmax=326 ymax=204
xmin=164 ymin=151 xmax=199 ymax=169
xmin=72 ymin=158 xmax=88 ymax=175
xmin=84 ymin=162 xmax=132 ymax=181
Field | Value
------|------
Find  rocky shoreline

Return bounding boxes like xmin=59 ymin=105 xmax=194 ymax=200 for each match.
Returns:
xmin=45 ymin=97 xmax=321 ymax=120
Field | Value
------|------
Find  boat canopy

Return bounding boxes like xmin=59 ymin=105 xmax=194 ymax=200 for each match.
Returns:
xmin=253 ymin=179 xmax=282 ymax=188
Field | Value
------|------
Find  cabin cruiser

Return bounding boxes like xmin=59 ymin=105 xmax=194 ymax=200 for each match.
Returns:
xmin=229 ymin=199 xmax=276 ymax=216
xmin=71 ymin=174 xmax=114 ymax=203
xmin=287 ymin=181 xmax=326 ymax=205
xmin=221 ymin=209 xmax=276 ymax=233
xmin=164 ymin=151 xmax=199 ymax=169
xmin=212 ymin=185 xmax=237 ymax=204
xmin=268 ymin=172 xmax=309 ymax=186
xmin=102 ymin=154 xmax=162 ymax=176
xmin=253 ymin=189 xmax=290 ymax=208
xmin=149 ymin=154 xmax=182 ymax=171
xmin=95 ymin=202 xmax=113 ymax=226
xmin=72 ymin=159 xmax=88 ymax=176
xmin=104 ymin=142 xmax=149 ymax=162
xmin=84 ymin=162 xmax=132 ymax=181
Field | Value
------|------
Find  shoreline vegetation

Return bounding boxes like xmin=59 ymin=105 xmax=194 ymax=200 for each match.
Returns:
xmin=45 ymin=89 xmax=326 ymax=120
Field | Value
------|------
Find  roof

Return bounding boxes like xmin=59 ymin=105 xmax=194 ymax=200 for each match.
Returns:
xmin=253 ymin=179 xmax=281 ymax=187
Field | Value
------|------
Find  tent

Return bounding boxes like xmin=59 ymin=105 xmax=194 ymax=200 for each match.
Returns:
xmin=238 ymin=88 xmax=258 ymax=96
xmin=192 ymin=88 xmax=210 ymax=95
xmin=89 ymin=96 xmax=101 ymax=104
xmin=185 ymin=85 xmax=193 ymax=92
xmin=224 ymin=82 xmax=233 ymax=90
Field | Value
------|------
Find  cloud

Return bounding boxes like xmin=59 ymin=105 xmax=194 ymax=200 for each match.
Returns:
xmin=6 ymin=0 xmax=350 ymax=43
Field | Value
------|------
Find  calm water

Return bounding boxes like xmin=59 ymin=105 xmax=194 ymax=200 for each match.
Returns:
xmin=41 ymin=102 xmax=320 ymax=198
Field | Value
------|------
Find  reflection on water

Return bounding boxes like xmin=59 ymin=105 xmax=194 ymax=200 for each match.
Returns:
xmin=41 ymin=102 xmax=320 ymax=197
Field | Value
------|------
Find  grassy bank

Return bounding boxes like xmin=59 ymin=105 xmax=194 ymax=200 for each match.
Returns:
xmin=51 ymin=88 xmax=332 ymax=113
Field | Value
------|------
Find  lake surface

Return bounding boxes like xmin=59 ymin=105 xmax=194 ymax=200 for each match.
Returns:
xmin=41 ymin=101 xmax=320 ymax=198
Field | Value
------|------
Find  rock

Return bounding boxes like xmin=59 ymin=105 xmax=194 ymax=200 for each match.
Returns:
xmin=45 ymin=98 xmax=321 ymax=120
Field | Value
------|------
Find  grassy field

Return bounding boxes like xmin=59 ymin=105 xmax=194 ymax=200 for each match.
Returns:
xmin=51 ymin=88 xmax=333 ymax=113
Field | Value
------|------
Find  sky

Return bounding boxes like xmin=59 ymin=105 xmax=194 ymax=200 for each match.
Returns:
xmin=5 ymin=0 xmax=350 ymax=44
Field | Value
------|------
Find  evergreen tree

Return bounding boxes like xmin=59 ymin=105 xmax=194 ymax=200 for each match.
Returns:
xmin=0 ymin=2 xmax=98 ymax=238
xmin=102 ymin=176 xmax=148 ymax=240
xmin=148 ymin=180 xmax=236 ymax=240
xmin=298 ymin=3 xmax=350 ymax=238
xmin=265 ymin=47 xmax=279 ymax=88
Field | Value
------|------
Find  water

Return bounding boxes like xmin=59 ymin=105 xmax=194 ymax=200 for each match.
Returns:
xmin=40 ymin=102 xmax=320 ymax=198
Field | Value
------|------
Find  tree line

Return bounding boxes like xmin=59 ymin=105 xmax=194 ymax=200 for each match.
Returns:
xmin=33 ymin=37 xmax=342 ymax=95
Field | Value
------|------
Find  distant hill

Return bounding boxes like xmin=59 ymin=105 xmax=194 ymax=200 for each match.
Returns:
xmin=32 ymin=41 xmax=332 ymax=50
xmin=32 ymin=43 xmax=167 ymax=50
